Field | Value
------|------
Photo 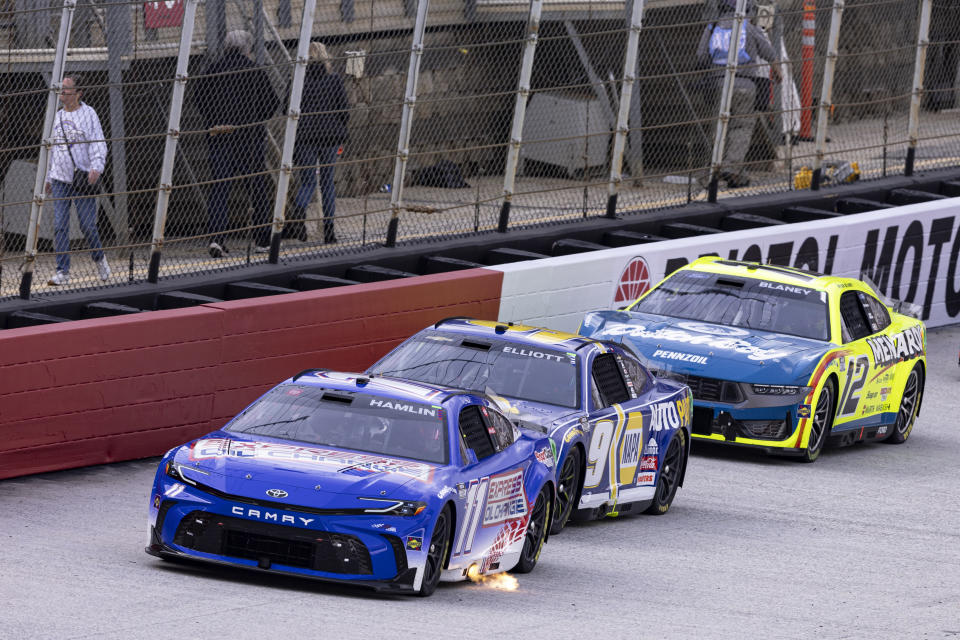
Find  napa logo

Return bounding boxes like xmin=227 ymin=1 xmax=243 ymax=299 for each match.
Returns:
xmin=618 ymin=413 xmax=644 ymax=486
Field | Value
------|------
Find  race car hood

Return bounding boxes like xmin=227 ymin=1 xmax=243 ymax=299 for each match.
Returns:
xmin=168 ymin=432 xmax=441 ymax=505
xmin=486 ymin=394 xmax=580 ymax=435
xmin=581 ymin=310 xmax=831 ymax=384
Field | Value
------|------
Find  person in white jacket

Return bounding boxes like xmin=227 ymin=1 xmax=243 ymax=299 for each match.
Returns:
xmin=44 ymin=74 xmax=110 ymax=286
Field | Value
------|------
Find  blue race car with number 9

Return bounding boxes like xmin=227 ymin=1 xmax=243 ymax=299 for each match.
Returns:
xmin=367 ymin=318 xmax=693 ymax=534
xmin=146 ymin=370 xmax=556 ymax=596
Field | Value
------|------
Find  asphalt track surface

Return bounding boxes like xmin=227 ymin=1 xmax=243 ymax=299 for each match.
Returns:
xmin=2 ymin=325 xmax=959 ymax=640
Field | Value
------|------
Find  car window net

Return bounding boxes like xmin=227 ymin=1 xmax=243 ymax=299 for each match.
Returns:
xmin=226 ymin=385 xmax=447 ymax=464
xmin=371 ymin=334 xmax=579 ymax=408
xmin=632 ymin=271 xmax=829 ymax=341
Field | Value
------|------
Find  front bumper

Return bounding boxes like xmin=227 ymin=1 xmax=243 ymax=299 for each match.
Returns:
xmin=689 ymin=402 xmax=805 ymax=452
xmin=146 ymin=487 xmax=426 ymax=593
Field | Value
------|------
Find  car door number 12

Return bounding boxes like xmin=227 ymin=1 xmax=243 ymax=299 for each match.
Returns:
xmin=838 ymin=355 xmax=869 ymax=417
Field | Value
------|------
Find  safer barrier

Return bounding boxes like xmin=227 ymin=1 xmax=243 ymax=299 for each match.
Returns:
xmin=3 ymin=196 xmax=959 ymax=480
xmin=0 ymin=268 xmax=503 ymax=479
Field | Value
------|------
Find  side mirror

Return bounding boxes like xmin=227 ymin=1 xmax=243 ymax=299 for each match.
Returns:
xmin=465 ymin=449 xmax=479 ymax=465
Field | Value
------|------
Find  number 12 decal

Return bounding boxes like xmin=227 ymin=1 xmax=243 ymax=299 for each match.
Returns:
xmin=838 ymin=355 xmax=869 ymax=417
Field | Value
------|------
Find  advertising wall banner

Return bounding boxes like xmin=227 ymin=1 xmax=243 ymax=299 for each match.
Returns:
xmin=493 ymin=198 xmax=960 ymax=331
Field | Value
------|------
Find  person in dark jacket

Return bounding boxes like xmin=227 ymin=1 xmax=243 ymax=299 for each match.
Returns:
xmin=285 ymin=42 xmax=349 ymax=244
xmin=193 ymin=30 xmax=280 ymax=257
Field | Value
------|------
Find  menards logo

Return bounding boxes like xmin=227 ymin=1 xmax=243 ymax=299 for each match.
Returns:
xmin=865 ymin=326 xmax=924 ymax=367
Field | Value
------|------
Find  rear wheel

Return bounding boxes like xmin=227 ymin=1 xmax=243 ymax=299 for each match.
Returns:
xmin=514 ymin=486 xmax=551 ymax=574
xmin=884 ymin=365 xmax=923 ymax=445
xmin=800 ymin=379 xmax=835 ymax=463
xmin=416 ymin=506 xmax=451 ymax=597
xmin=550 ymin=448 xmax=582 ymax=534
xmin=644 ymin=429 xmax=685 ymax=515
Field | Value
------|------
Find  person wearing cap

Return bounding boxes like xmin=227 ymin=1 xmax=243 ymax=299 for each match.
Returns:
xmin=193 ymin=30 xmax=280 ymax=257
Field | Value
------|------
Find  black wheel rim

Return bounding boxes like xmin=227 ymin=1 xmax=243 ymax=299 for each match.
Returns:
xmin=554 ymin=452 xmax=579 ymax=526
xmin=809 ymin=383 xmax=832 ymax=453
xmin=895 ymin=370 xmax=919 ymax=435
xmin=521 ymin=491 xmax=548 ymax=564
xmin=423 ymin=510 xmax=448 ymax=587
xmin=656 ymin=435 xmax=682 ymax=505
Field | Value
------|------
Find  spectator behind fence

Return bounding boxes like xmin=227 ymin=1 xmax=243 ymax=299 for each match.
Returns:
xmin=194 ymin=29 xmax=280 ymax=257
xmin=44 ymin=74 xmax=111 ymax=286
xmin=285 ymin=42 xmax=349 ymax=244
xmin=696 ymin=0 xmax=779 ymax=188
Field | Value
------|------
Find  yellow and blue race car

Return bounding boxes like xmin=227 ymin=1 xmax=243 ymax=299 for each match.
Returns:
xmin=579 ymin=256 xmax=926 ymax=462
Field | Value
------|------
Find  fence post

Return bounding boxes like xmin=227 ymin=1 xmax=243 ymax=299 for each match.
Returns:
xmin=606 ymin=0 xmax=645 ymax=219
xmin=498 ymin=0 xmax=544 ymax=233
xmin=707 ymin=0 xmax=749 ymax=203
xmin=147 ymin=0 xmax=198 ymax=283
xmin=906 ymin=0 xmax=933 ymax=177
xmin=385 ymin=0 xmax=429 ymax=247
xmin=810 ymin=0 xmax=844 ymax=190
xmin=267 ymin=0 xmax=318 ymax=263
xmin=19 ymin=0 xmax=76 ymax=299
xmin=799 ymin=1 xmax=816 ymax=141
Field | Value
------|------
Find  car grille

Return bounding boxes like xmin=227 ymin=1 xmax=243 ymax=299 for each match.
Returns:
xmin=653 ymin=370 xmax=743 ymax=403
xmin=173 ymin=511 xmax=374 ymax=575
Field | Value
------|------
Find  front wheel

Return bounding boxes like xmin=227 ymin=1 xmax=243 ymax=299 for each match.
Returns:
xmin=799 ymin=379 xmax=835 ymax=463
xmin=514 ymin=485 xmax=551 ymax=574
xmin=884 ymin=364 xmax=923 ymax=445
xmin=644 ymin=429 xmax=686 ymax=515
xmin=550 ymin=447 xmax=582 ymax=534
xmin=416 ymin=506 xmax=451 ymax=597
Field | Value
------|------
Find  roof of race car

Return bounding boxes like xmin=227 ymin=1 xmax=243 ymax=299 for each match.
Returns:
xmin=647 ymin=256 xmax=864 ymax=295
xmin=427 ymin=317 xmax=605 ymax=352
xmin=283 ymin=369 xmax=471 ymax=406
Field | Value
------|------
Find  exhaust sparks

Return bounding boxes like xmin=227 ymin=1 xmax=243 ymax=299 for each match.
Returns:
xmin=466 ymin=564 xmax=519 ymax=591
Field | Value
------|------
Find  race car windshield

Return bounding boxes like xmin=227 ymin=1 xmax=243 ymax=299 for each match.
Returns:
xmin=370 ymin=334 xmax=580 ymax=408
xmin=226 ymin=385 xmax=447 ymax=464
xmin=632 ymin=270 xmax=829 ymax=340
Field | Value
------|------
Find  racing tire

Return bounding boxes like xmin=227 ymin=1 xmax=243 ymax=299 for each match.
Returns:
xmin=644 ymin=429 xmax=686 ymax=515
xmin=514 ymin=486 xmax=551 ymax=574
xmin=550 ymin=447 xmax=582 ymax=534
xmin=417 ymin=506 xmax=452 ymax=597
xmin=884 ymin=364 xmax=923 ymax=445
xmin=799 ymin=379 xmax=835 ymax=463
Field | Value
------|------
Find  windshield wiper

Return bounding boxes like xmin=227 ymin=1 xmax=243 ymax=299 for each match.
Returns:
xmin=242 ymin=416 xmax=308 ymax=433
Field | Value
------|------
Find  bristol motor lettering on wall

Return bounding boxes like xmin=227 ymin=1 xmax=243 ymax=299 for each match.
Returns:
xmin=637 ymin=212 xmax=960 ymax=325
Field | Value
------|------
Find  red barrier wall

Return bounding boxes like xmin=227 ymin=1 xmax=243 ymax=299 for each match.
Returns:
xmin=0 ymin=269 xmax=503 ymax=479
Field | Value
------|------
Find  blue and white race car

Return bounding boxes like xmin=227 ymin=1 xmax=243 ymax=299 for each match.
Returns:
xmin=146 ymin=370 xmax=556 ymax=596
xmin=579 ymin=257 xmax=926 ymax=462
xmin=367 ymin=319 xmax=692 ymax=534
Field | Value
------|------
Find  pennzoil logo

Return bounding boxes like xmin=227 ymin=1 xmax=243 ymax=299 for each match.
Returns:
xmin=866 ymin=326 xmax=924 ymax=367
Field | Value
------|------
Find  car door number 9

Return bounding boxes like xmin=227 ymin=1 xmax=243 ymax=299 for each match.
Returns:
xmin=584 ymin=420 xmax=614 ymax=489
xmin=838 ymin=355 xmax=869 ymax=417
